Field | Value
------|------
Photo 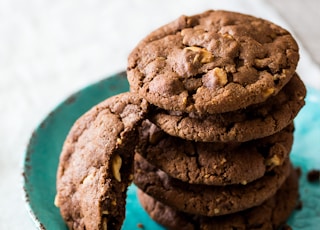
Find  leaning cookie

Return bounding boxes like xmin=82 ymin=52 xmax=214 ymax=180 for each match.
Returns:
xmin=138 ymin=167 xmax=299 ymax=230
xmin=127 ymin=10 xmax=299 ymax=115
xmin=137 ymin=120 xmax=294 ymax=185
xmin=134 ymin=154 xmax=291 ymax=217
xmin=152 ymin=73 xmax=305 ymax=142
xmin=55 ymin=92 xmax=149 ymax=230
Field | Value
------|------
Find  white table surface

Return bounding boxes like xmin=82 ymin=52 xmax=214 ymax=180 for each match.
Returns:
xmin=1 ymin=0 xmax=320 ymax=229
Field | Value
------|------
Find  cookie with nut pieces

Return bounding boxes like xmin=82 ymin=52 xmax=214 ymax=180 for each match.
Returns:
xmin=137 ymin=120 xmax=294 ymax=185
xmin=55 ymin=92 xmax=149 ymax=230
xmin=137 ymin=166 xmax=299 ymax=230
xmin=127 ymin=10 xmax=299 ymax=115
xmin=134 ymin=154 xmax=291 ymax=217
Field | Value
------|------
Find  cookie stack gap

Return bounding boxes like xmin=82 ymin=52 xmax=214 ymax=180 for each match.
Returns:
xmin=129 ymin=10 xmax=306 ymax=229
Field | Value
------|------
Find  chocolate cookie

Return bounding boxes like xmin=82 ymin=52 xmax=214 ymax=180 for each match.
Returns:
xmin=127 ymin=10 xmax=299 ymax=115
xmin=55 ymin=93 xmax=149 ymax=230
xmin=137 ymin=120 xmax=294 ymax=185
xmin=134 ymin=154 xmax=291 ymax=217
xmin=152 ymin=73 xmax=305 ymax=142
xmin=138 ymin=167 xmax=299 ymax=230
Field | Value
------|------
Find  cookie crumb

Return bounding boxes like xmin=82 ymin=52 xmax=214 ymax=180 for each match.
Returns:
xmin=307 ymin=169 xmax=320 ymax=182
xmin=281 ymin=224 xmax=292 ymax=230
xmin=137 ymin=223 xmax=144 ymax=229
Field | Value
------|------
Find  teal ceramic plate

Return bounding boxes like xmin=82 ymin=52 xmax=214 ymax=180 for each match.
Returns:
xmin=23 ymin=72 xmax=320 ymax=230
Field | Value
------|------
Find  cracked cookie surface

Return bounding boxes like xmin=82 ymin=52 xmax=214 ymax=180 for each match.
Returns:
xmin=134 ymin=154 xmax=291 ymax=217
xmin=152 ymin=73 xmax=305 ymax=142
xmin=137 ymin=167 xmax=299 ymax=230
xmin=137 ymin=120 xmax=294 ymax=185
xmin=55 ymin=92 xmax=149 ymax=230
xmin=127 ymin=10 xmax=299 ymax=115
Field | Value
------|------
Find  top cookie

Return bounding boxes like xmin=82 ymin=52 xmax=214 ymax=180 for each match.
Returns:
xmin=127 ymin=10 xmax=299 ymax=115
xmin=55 ymin=92 xmax=149 ymax=230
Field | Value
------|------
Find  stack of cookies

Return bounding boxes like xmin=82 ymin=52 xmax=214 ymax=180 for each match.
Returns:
xmin=128 ymin=10 xmax=306 ymax=229
xmin=55 ymin=10 xmax=306 ymax=230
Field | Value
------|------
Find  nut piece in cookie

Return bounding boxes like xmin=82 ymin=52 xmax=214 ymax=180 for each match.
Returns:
xmin=55 ymin=92 xmax=149 ymax=230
